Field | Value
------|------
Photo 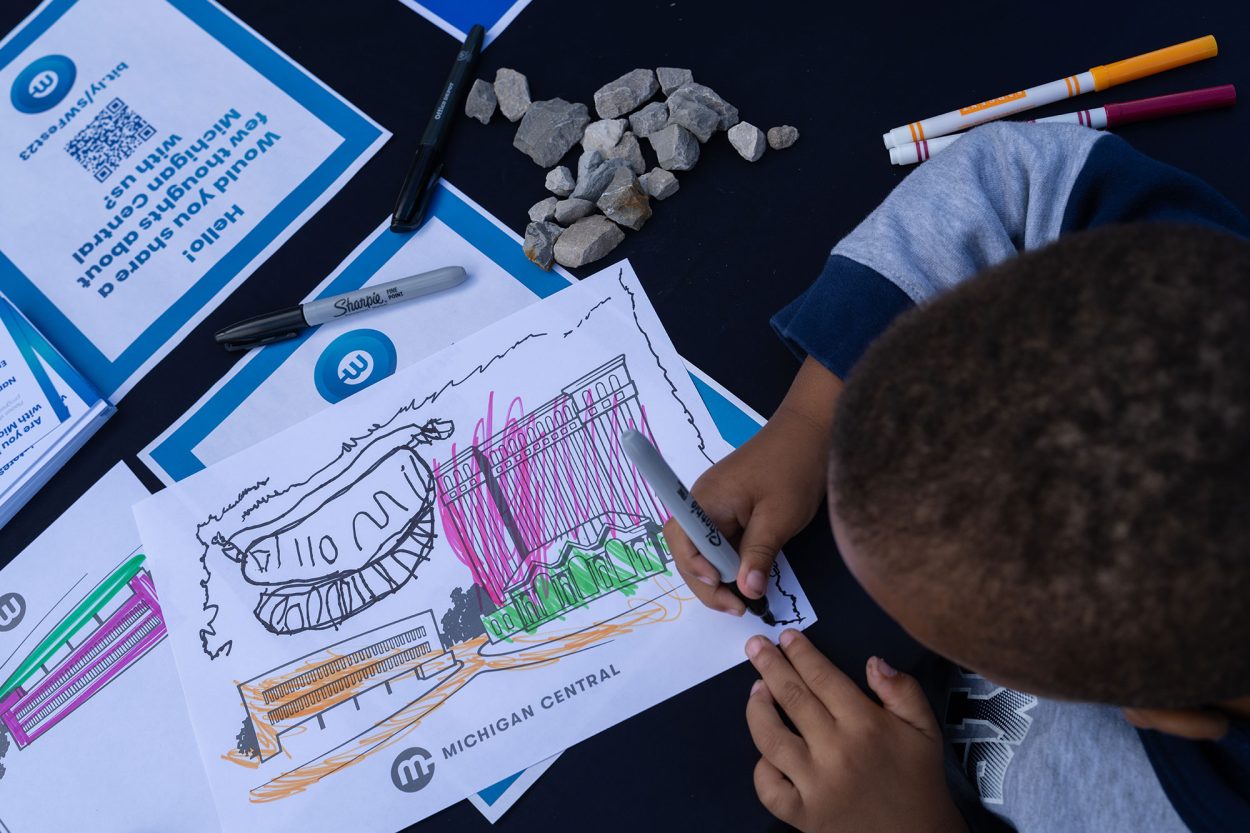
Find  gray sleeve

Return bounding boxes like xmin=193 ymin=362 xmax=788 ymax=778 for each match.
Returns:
xmin=834 ymin=123 xmax=1103 ymax=303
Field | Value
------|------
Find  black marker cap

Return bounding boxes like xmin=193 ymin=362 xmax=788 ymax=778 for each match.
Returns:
xmin=214 ymin=305 xmax=308 ymax=351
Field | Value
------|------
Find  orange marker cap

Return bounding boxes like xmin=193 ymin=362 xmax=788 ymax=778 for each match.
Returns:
xmin=1090 ymin=35 xmax=1218 ymax=91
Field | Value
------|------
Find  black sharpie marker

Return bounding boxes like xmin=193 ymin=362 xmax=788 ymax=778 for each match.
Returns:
xmin=391 ymin=23 xmax=484 ymax=232
xmin=621 ymin=429 xmax=776 ymax=625
xmin=214 ymin=266 xmax=467 ymax=351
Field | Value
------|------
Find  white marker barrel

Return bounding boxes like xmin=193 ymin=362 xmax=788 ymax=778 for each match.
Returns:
xmin=889 ymin=106 xmax=1109 ymax=165
xmin=883 ymin=72 xmax=1095 ymax=149
xmin=882 ymin=36 xmax=1218 ymax=148
xmin=1034 ymin=107 xmax=1110 ymax=129
xmin=304 ymin=266 xmax=467 ymax=326
xmin=620 ymin=429 xmax=741 ymax=583
xmin=888 ymin=134 xmax=962 ymax=165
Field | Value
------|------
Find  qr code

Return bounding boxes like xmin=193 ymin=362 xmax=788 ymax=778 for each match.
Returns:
xmin=64 ymin=98 xmax=157 ymax=182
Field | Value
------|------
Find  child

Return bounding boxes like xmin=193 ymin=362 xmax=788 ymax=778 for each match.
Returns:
xmin=663 ymin=123 xmax=1250 ymax=832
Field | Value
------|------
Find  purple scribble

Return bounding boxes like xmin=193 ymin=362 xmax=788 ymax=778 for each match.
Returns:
xmin=434 ymin=357 xmax=669 ymax=607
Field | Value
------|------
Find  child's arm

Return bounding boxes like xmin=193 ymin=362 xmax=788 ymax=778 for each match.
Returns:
xmin=666 ymin=122 xmax=1250 ymax=609
xmin=663 ymin=356 xmax=842 ymax=614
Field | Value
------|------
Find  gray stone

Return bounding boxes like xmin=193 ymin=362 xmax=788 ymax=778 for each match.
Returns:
xmin=571 ymin=149 xmax=607 ymax=200
xmin=767 ymin=125 xmax=800 ymax=149
xmin=666 ymin=94 xmax=719 ymax=142
xmin=603 ymin=132 xmax=646 ymax=174
xmin=581 ymin=118 xmax=627 ymax=154
xmin=593 ymin=69 xmax=659 ymax=119
xmin=656 ymin=66 xmax=693 ymax=95
xmin=571 ymin=149 xmax=633 ymax=201
xmin=628 ymin=102 xmax=668 ymax=138
xmin=596 ymin=167 xmax=652 ymax=231
xmin=648 ymin=123 xmax=699 ymax=171
xmin=554 ymin=197 xmax=595 ymax=225
xmin=639 ymin=168 xmax=679 ymax=200
xmin=494 ymin=68 xmax=531 ymax=122
xmin=523 ymin=221 xmax=563 ymax=271
xmin=554 ymin=215 xmax=625 ymax=268
xmin=513 ymin=99 xmax=591 ymax=167
xmin=545 ymin=165 xmax=575 ymax=197
xmin=668 ymin=82 xmax=738 ymax=130
xmin=528 ymin=196 xmax=558 ymax=222
xmin=728 ymin=121 xmax=766 ymax=161
xmin=465 ymin=79 xmax=496 ymax=124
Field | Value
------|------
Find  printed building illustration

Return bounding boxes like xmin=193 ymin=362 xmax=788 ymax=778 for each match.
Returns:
xmin=436 ymin=356 xmax=671 ymax=642
xmin=209 ymin=419 xmax=453 ymax=636
xmin=237 ymin=610 xmax=460 ymax=762
xmin=0 ymin=556 xmax=166 ymax=749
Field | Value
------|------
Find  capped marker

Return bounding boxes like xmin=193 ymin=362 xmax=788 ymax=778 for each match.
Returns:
xmin=620 ymin=429 xmax=776 ymax=625
xmin=889 ymin=84 xmax=1237 ymax=165
xmin=882 ymin=35 xmax=1219 ymax=149
xmin=214 ymin=266 xmax=467 ymax=350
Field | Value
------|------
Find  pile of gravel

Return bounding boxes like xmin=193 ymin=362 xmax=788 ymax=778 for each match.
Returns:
xmin=467 ymin=67 xmax=799 ymax=270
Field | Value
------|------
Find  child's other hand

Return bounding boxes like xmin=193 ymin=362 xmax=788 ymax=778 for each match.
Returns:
xmin=663 ymin=357 xmax=842 ymax=614
xmin=745 ymin=630 xmax=968 ymax=833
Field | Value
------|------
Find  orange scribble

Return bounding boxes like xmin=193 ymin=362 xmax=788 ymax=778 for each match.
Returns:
xmin=240 ymin=577 xmax=693 ymax=803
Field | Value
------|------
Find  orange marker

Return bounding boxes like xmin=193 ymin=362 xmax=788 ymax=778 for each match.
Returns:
xmin=882 ymin=35 xmax=1218 ymax=149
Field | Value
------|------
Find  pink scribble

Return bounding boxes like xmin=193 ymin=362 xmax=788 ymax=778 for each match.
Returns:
xmin=433 ymin=358 xmax=669 ymax=607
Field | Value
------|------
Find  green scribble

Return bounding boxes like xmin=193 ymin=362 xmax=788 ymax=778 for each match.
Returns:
xmin=480 ymin=531 xmax=671 ymax=640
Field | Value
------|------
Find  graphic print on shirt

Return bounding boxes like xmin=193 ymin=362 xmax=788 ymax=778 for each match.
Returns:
xmin=943 ymin=669 xmax=1038 ymax=804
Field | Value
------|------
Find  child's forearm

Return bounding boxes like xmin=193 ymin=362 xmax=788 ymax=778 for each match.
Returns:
xmin=773 ymin=356 xmax=845 ymax=446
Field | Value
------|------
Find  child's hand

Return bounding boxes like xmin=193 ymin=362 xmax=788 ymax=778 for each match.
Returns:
xmin=663 ymin=358 xmax=842 ymax=614
xmin=744 ymin=630 xmax=969 ymax=833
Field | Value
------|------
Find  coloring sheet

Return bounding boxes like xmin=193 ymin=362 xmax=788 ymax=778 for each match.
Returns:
xmin=0 ymin=0 xmax=388 ymax=398
xmin=135 ymin=263 xmax=815 ymax=832
xmin=0 ymin=463 xmax=219 ymax=833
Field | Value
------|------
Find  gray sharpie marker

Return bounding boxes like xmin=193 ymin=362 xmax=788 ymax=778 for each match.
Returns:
xmin=214 ymin=266 xmax=467 ymax=351
xmin=621 ymin=429 xmax=775 ymax=624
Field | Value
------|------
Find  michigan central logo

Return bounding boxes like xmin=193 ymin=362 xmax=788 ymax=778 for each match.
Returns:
xmin=391 ymin=747 xmax=435 ymax=793
xmin=0 ymin=593 xmax=26 ymax=632
xmin=313 ymin=328 xmax=397 ymax=404
xmin=10 ymin=54 xmax=76 ymax=114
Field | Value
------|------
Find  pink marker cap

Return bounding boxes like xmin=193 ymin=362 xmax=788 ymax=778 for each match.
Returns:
xmin=1105 ymin=84 xmax=1237 ymax=127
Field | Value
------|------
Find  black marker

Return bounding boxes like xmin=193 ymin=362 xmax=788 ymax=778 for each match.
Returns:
xmin=390 ymin=23 xmax=485 ymax=233
xmin=621 ymin=429 xmax=776 ymax=625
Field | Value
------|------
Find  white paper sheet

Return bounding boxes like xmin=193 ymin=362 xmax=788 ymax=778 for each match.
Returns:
xmin=136 ymin=185 xmax=773 ymax=821
xmin=0 ymin=463 xmax=220 ymax=833
xmin=135 ymin=263 xmax=815 ymax=832
xmin=0 ymin=0 xmax=389 ymax=398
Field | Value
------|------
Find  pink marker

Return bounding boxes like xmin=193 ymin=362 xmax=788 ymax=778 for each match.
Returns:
xmin=890 ymin=84 xmax=1237 ymax=165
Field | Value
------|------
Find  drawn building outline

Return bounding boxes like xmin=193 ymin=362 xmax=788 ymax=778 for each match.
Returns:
xmin=0 ymin=555 xmax=166 ymax=749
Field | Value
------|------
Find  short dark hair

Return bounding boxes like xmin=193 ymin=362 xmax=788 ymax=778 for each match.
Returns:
xmin=829 ymin=223 xmax=1250 ymax=707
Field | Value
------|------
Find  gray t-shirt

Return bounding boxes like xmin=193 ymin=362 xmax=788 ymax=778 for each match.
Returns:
xmin=940 ymin=669 xmax=1187 ymax=832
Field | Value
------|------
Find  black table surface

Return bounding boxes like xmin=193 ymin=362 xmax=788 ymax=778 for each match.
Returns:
xmin=3 ymin=1 xmax=1249 ymax=831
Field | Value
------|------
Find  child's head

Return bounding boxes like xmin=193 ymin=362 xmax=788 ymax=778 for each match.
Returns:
xmin=827 ymin=223 xmax=1250 ymax=710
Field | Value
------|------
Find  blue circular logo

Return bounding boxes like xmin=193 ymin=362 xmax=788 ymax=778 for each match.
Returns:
xmin=314 ymin=329 xmax=397 ymax=404
xmin=10 ymin=54 xmax=76 ymax=114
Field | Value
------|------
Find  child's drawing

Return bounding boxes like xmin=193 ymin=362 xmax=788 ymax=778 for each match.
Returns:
xmin=198 ymin=419 xmax=453 ymax=642
xmin=435 ymin=355 xmax=671 ymax=642
xmin=136 ymin=265 xmax=817 ymax=831
xmin=0 ymin=555 xmax=166 ymax=751
xmin=223 ymin=354 xmax=683 ymax=801
xmin=235 ymin=609 xmax=462 ymax=766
